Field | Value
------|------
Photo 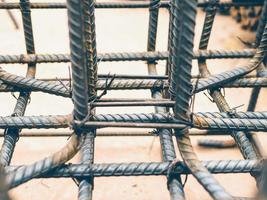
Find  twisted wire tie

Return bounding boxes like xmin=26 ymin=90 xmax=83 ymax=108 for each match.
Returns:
xmin=70 ymin=74 xmax=116 ymax=134
xmin=166 ymin=159 xmax=187 ymax=189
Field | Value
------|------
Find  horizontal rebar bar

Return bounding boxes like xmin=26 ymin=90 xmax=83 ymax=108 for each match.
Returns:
xmin=1 ymin=71 xmax=267 ymax=96
xmin=0 ymin=129 xmax=228 ymax=137
xmin=0 ymin=49 xmax=256 ymax=64
xmin=6 ymin=159 xmax=262 ymax=177
xmin=0 ymin=1 xmax=263 ymax=10
xmin=0 ymin=113 xmax=267 ymax=131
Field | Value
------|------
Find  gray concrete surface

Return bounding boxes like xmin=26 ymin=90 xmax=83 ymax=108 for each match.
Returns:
xmin=0 ymin=0 xmax=266 ymax=199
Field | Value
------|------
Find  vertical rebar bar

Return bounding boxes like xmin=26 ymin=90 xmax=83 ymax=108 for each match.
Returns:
xmin=147 ymin=1 xmax=185 ymax=199
xmin=0 ymin=0 xmax=36 ymax=166
xmin=78 ymin=0 xmax=97 ymax=199
xmin=169 ymin=0 xmax=232 ymax=199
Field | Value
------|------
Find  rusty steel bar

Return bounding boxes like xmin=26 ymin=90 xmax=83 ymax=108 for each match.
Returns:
xmin=168 ymin=0 xmax=233 ymax=199
xmin=3 ymin=70 xmax=267 ymax=97
xmin=0 ymin=1 xmax=85 ymax=188
xmin=0 ymin=49 xmax=256 ymax=64
xmin=2 ymin=113 xmax=267 ymax=131
xmin=246 ymin=0 xmax=267 ymax=158
xmin=0 ymin=1 xmax=263 ymax=10
xmin=5 ymin=159 xmax=263 ymax=177
xmin=0 ymin=0 xmax=36 ymax=169
xmin=0 ymin=129 xmax=229 ymax=137
xmin=146 ymin=0 xmax=185 ymax=198
xmin=78 ymin=0 xmax=97 ymax=199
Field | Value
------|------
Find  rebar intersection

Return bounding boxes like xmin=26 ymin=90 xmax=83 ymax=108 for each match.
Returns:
xmin=0 ymin=0 xmax=267 ymax=199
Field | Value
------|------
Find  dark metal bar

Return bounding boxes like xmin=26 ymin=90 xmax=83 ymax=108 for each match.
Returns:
xmin=0 ymin=49 xmax=256 ymax=64
xmin=0 ymin=129 xmax=228 ymax=137
xmin=0 ymin=0 xmax=36 ymax=168
xmin=169 ymin=0 xmax=233 ymax=199
xmin=2 ymin=112 xmax=267 ymax=130
xmin=0 ymin=1 xmax=263 ymax=10
xmin=3 ymin=69 xmax=267 ymax=97
xmin=5 ymin=159 xmax=262 ymax=177
xmin=246 ymin=0 xmax=267 ymax=159
xmin=78 ymin=0 xmax=97 ymax=199
xmin=147 ymin=0 xmax=185 ymax=198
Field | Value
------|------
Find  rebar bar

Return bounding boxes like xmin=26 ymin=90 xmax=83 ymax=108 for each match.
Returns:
xmin=0 ymin=1 xmax=263 ymax=10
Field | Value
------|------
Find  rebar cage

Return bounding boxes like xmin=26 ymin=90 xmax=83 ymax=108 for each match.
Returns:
xmin=0 ymin=0 xmax=266 ymax=199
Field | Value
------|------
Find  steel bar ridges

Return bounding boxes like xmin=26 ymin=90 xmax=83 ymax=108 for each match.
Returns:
xmin=0 ymin=0 xmax=36 ymax=186
xmin=147 ymin=0 xmax=185 ymax=198
xmin=5 ymin=159 xmax=262 ymax=177
xmin=246 ymin=0 xmax=267 ymax=159
xmin=4 ymin=75 xmax=267 ymax=95
xmin=0 ymin=1 xmax=264 ymax=10
xmin=169 ymin=0 xmax=232 ymax=199
xmin=6 ymin=71 xmax=267 ymax=97
xmin=0 ymin=129 xmax=230 ymax=137
xmin=78 ymin=0 xmax=97 ymax=199
xmin=0 ymin=49 xmax=257 ymax=64
xmin=5 ymin=134 xmax=83 ymax=189
xmin=2 ymin=113 xmax=267 ymax=131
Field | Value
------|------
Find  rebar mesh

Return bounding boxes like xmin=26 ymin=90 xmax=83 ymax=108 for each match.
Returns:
xmin=0 ymin=0 xmax=266 ymax=199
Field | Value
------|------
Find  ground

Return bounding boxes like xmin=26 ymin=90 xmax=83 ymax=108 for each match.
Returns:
xmin=0 ymin=0 xmax=266 ymax=199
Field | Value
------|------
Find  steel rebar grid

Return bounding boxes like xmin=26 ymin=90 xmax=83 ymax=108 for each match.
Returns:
xmin=0 ymin=0 xmax=266 ymax=199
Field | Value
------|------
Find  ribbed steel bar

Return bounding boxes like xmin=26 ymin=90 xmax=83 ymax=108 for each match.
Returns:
xmin=246 ymin=0 xmax=267 ymax=159
xmin=246 ymin=0 xmax=267 ymax=112
xmin=0 ymin=1 xmax=263 ymax=10
xmin=1 ymin=113 xmax=267 ymax=131
xmin=5 ymin=159 xmax=262 ymax=177
xmin=4 ymin=69 xmax=267 ymax=97
xmin=0 ymin=129 xmax=229 ymax=137
xmin=147 ymin=0 xmax=185 ymax=198
xmin=66 ymin=0 xmax=95 ymax=199
xmin=4 ymin=134 xmax=83 ymax=189
xmin=196 ymin=111 xmax=267 ymax=119
xmin=78 ymin=0 xmax=97 ymax=199
xmin=197 ymin=0 xmax=258 ymax=161
xmin=0 ymin=0 xmax=36 ymax=169
xmin=0 ymin=49 xmax=257 ymax=64
xmin=169 ymin=0 xmax=232 ymax=199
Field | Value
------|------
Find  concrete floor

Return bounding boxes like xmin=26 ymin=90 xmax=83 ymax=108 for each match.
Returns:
xmin=0 ymin=0 xmax=266 ymax=199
